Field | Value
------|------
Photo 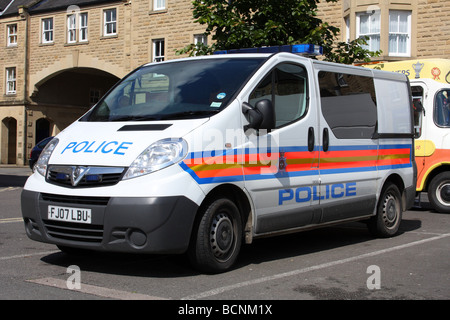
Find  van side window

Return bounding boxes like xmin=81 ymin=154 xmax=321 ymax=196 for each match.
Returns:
xmin=434 ymin=89 xmax=450 ymax=127
xmin=249 ymin=63 xmax=308 ymax=128
xmin=318 ymin=71 xmax=377 ymax=139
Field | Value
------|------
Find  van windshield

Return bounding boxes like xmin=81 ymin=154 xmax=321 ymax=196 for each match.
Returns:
xmin=82 ymin=57 xmax=266 ymax=122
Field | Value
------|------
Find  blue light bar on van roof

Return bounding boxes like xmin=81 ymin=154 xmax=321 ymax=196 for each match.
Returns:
xmin=214 ymin=44 xmax=323 ymax=56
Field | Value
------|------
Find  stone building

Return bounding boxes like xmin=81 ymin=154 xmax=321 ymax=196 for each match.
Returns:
xmin=0 ymin=0 xmax=448 ymax=165
xmin=317 ymin=0 xmax=449 ymax=60
xmin=0 ymin=0 xmax=208 ymax=165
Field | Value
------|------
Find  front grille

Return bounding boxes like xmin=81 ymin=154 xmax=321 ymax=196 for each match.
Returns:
xmin=46 ymin=165 xmax=125 ymax=188
xmin=41 ymin=193 xmax=110 ymax=206
xmin=43 ymin=219 xmax=103 ymax=243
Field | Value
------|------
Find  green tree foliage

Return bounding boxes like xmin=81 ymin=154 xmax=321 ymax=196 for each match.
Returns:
xmin=176 ymin=0 xmax=381 ymax=64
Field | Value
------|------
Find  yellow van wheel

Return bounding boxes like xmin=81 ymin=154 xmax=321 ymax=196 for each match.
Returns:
xmin=428 ymin=172 xmax=450 ymax=213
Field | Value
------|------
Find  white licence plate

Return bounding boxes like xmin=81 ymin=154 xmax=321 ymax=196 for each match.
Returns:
xmin=48 ymin=205 xmax=92 ymax=224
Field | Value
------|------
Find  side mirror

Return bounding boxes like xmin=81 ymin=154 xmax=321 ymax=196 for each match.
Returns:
xmin=413 ymin=99 xmax=425 ymax=116
xmin=242 ymin=99 xmax=275 ymax=132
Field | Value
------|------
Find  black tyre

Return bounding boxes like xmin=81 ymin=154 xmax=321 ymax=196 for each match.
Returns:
xmin=427 ymin=172 xmax=450 ymax=213
xmin=368 ymin=183 xmax=402 ymax=237
xmin=189 ymin=198 xmax=242 ymax=273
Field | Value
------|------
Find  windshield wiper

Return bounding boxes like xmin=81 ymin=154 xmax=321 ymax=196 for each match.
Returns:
xmin=110 ymin=115 xmax=160 ymax=121
xmin=110 ymin=110 xmax=219 ymax=121
xmin=159 ymin=110 xmax=219 ymax=120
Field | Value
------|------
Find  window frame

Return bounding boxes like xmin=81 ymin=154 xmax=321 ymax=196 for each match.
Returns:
xmin=248 ymin=62 xmax=309 ymax=129
xmin=193 ymin=34 xmax=208 ymax=56
xmin=411 ymin=85 xmax=425 ymax=138
xmin=344 ymin=16 xmax=350 ymax=43
xmin=67 ymin=14 xmax=77 ymax=43
xmin=194 ymin=34 xmax=207 ymax=46
xmin=41 ymin=17 xmax=54 ymax=44
xmin=90 ymin=88 xmax=102 ymax=106
xmin=7 ymin=24 xmax=17 ymax=47
xmin=6 ymin=67 xmax=17 ymax=95
xmin=434 ymin=89 xmax=450 ymax=128
xmin=356 ymin=11 xmax=381 ymax=52
xmin=152 ymin=39 xmax=165 ymax=62
xmin=318 ymin=71 xmax=378 ymax=139
xmin=153 ymin=0 xmax=166 ymax=11
xmin=103 ymin=8 xmax=117 ymax=37
xmin=388 ymin=10 xmax=411 ymax=57
xmin=67 ymin=12 xmax=88 ymax=44
xmin=79 ymin=12 xmax=88 ymax=42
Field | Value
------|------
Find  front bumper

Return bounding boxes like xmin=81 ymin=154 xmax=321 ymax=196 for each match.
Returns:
xmin=21 ymin=190 xmax=199 ymax=254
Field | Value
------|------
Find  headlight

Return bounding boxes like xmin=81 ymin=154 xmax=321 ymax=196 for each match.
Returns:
xmin=35 ymin=138 xmax=59 ymax=176
xmin=123 ymin=138 xmax=188 ymax=180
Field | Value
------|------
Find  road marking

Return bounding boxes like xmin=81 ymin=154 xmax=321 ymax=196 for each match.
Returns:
xmin=0 ymin=251 xmax=59 ymax=261
xmin=181 ymin=233 xmax=450 ymax=300
xmin=27 ymin=277 xmax=168 ymax=300
xmin=0 ymin=217 xmax=23 ymax=224
xmin=0 ymin=187 xmax=21 ymax=192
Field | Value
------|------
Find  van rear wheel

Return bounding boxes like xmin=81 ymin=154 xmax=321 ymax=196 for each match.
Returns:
xmin=368 ymin=183 xmax=402 ymax=237
xmin=189 ymin=198 xmax=242 ymax=273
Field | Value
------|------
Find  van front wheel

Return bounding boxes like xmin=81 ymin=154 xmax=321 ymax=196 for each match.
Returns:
xmin=369 ymin=183 xmax=402 ymax=237
xmin=189 ymin=198 xmax=242 ymax=273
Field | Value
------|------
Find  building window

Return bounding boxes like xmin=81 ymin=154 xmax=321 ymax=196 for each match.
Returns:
xmin=7 ymin=24 xmax=17 ymax=46
xmin=193 ymin=34 xmax=207 ymax=55
xmin=344 ymin=17 xmax=350 ymax=43
xmin=6 ymin=67 xmax=16 ymax=95
xmin=42 ymin=18 xmax=54 ymax=44
xmin=389 ymin=10 xmax=411 ymax=56
xmin=356 ymin=11 xmax=380 ymax=51
xmin=90 ymin=89 xmax=101 ymax=106
xmin=67 ymin=12 xmax=88 ymax=43
xmin=153 ymin=39 xmax=165 ymax=62
xmin=67 ymin=14 xmax=77 ymax=43
xmin=154 ymin=0 xmax=166 ymax=11
xmin=104 ymin=9 xmax=117 ymax=36
xmin=194 ymin=34 xmax=207 ymax=46
xmin=79 ymin=13 xmax=88 ymax=42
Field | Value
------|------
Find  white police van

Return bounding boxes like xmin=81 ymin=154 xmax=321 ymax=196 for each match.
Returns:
xmin=22 ymin=45 xmax=416 ymax=273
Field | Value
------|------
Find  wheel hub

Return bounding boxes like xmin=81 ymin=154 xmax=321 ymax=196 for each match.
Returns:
xmin=383 ymin=194 xmax=398 ymax=227
xmin=210 ymin=213 xmax=234 ymax=258
xmin=437 ymin=182 xmax=450 ymax=205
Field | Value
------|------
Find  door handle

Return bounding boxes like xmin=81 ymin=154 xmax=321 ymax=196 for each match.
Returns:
xmin=308 ymin=127 xmax=314 ymax=152
xmin=323 ymin=128 xmax=329 ymax=152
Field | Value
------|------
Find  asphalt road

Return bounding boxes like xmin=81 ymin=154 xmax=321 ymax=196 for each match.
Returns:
xmin=1 ymin=166 xmax=449 ymax=306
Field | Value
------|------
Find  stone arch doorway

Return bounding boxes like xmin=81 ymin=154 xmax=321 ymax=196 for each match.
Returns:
xmin=29 ymin=53 xmax=125 ymax=97
xmin=1 ymin=117 xmax=17 ymax=164
xmin=31 ymin=67 xmax=120 ymax=108
xmin=35 ymin=118 xmax=52 ymax=144
xmin=29 ymin=67 xmax=120 ymax=138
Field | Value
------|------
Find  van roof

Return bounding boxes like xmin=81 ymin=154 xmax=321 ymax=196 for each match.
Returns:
xmin=312 ymin=59 xmax=408 ymax=82
xmin=144 ymin=50 xmax=408 ymax=82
